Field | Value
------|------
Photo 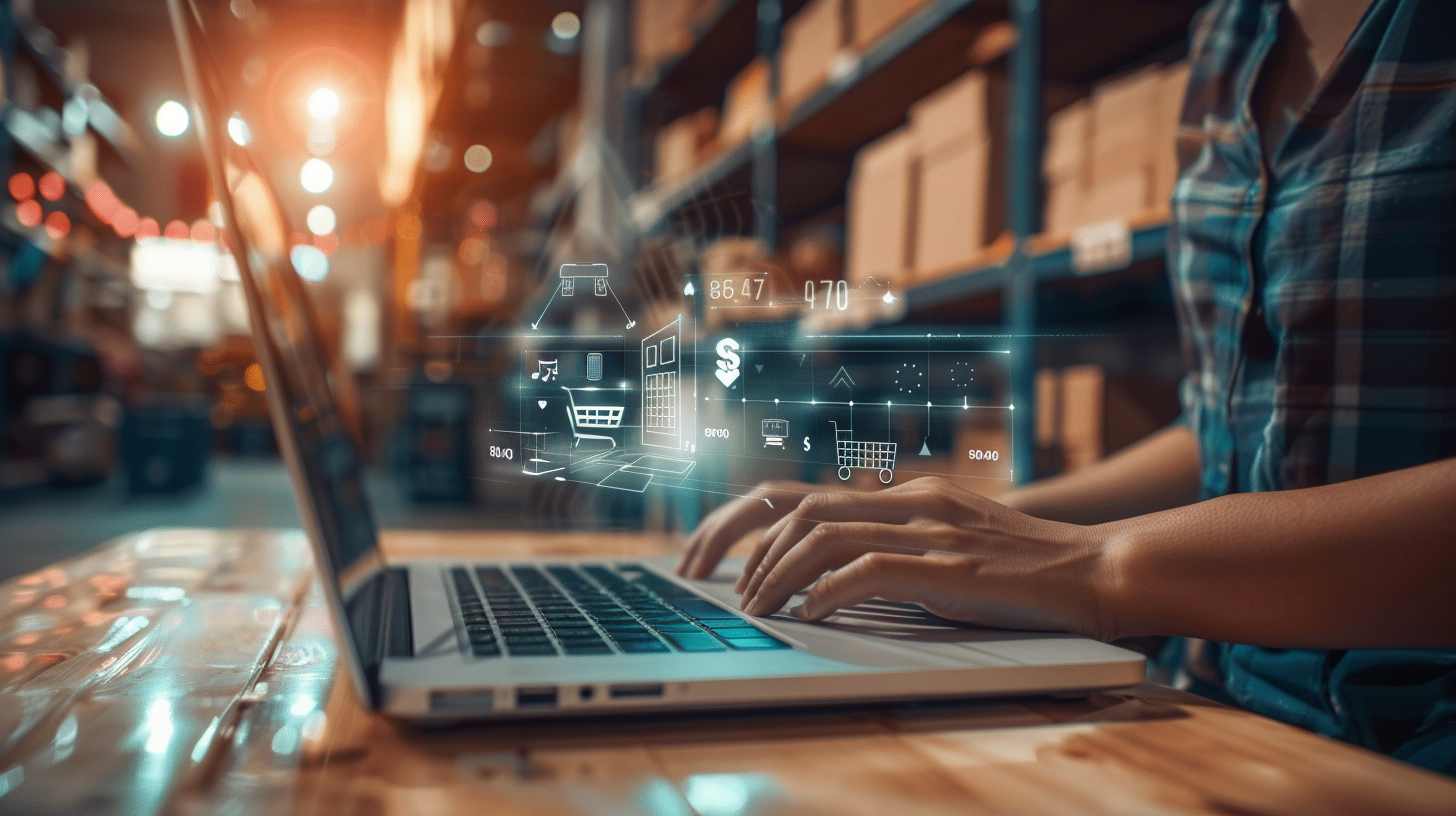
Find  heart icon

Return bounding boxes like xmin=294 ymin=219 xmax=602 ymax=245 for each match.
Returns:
xmin=537 ymin=400 xmax=548 ymax=410
xmin=714 ymin=367 xmax=740 ymax=388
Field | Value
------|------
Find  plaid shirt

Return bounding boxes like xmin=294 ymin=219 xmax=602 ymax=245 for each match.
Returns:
xmin=1168 ymin=0 xmax=1456 ymax=770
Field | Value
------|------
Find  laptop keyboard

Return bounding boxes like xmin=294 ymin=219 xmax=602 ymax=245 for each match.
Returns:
xmin=449 ymin=563 xmax=791 ymax=658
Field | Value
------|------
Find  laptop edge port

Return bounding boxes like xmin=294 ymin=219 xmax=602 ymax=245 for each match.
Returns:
xmin=608 ymin=683 xmax=664 ymax=700
xmin=516 ymin=686 xmax=559 ymax=709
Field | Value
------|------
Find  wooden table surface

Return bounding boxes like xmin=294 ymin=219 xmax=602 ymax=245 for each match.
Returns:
xmin=2 ymin=528 xmax=1454 ymax=815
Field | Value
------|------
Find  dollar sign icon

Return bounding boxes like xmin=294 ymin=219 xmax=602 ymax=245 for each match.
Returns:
xmin=713 ymin=337 xmax=741 ymax=388
xmin=802 ymin=435 xmax=812 ymax=452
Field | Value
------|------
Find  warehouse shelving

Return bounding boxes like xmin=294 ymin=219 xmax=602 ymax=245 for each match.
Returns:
xmin=528 ymin=0 xmax=1202 ymax=492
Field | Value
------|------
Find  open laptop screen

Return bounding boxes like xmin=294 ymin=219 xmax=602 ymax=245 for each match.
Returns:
xmin=168 ymin=0 xmax=388 ymax=697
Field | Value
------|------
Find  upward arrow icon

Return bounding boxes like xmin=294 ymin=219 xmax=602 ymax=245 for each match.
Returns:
xmin=828 ymin=366 xmax=856 ymax=390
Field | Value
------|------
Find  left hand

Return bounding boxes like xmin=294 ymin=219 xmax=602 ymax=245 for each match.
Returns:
xmin=735 ymin=476 xmax=1118 ymax=639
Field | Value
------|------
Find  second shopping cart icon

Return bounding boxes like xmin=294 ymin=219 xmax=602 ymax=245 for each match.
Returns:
xmin=830 ymin=420 xmax=897 ymax=484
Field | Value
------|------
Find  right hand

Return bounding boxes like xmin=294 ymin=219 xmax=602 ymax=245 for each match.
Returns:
xmin=676 ymin=481 xmax=847 ymax=579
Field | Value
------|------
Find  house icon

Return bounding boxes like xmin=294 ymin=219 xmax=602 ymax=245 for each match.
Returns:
xmin=560 ymin=263 xmax=609 ymax=297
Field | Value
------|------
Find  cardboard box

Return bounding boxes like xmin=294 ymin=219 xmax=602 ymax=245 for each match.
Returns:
xmin=851 ymin=0 xmax=927 ymax=49
xmin=1153 ymin=61 xmax=1190 ymax=205
xmin=655 ymin=108 xmax=718 ymax=183
xmin=915 ymin=138 xmax=994 ymax=273
xmin=847 ymin=127 xmax=918 ymax=286
xmin=1044 ymin=99 xmax=1091 ymax=182
xmin=911 ymin=71 xmax=1002 ymax=156
xmin=781 ymin=0 xmax=849 ymax=106
xmin=634 ymin=0 xmax=696 ymax=70
xmin=910 ymin=70 xmax=1006 ymax=273
xmin=1080 ymin=169 xmax=1152 ymax=225
xmin=1057 ymin=365 xmax=1179 ymax=471
xmin=1090 ymin=66 xmax=1164 ymax=165
xmin=720 ymin=59 xmax=771 ymax=146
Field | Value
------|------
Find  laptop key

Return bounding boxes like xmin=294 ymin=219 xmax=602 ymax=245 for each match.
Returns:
xmin=665 ymin=633 xmax=727 ymax=652
xmin=655 ymin=623 xmax=703 ymax=634
xmin=472 ymin=644 xmax=501 ymax=657
xmin=723 ymin=636 xmax=789 ymax=650
xmin=617 ymin=639 xmax=669 ymax=653
xmin=507 ymin=644 xmax=557 ymax=656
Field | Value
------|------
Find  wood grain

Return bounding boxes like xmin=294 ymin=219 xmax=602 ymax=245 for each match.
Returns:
xmin=5 ymin=529 xmax=1454 ymax=815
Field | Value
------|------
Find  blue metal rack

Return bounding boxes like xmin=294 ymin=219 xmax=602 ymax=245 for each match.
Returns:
xmin=519 ymin=0 xmax=1199 ymax=530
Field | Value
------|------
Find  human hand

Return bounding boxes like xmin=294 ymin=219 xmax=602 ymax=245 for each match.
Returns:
xmin=735 ymin=476 xmax=1117 ymax=639
xmin=676 ymin=481 xmax=856 ymax=579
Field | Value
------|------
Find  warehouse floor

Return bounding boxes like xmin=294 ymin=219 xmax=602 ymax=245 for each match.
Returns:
xmin=0 ymin=459 xmax=498 ymax=583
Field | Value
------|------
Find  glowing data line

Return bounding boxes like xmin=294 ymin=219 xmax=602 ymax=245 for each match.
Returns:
xmin=529 ymin=283 xmax=563 ymax=330
xmin=702 ymin=396 xmax=1012 ymax=410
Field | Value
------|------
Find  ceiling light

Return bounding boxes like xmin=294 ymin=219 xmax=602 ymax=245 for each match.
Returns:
xmin=306 ymin=87 xmax=340 ymax=120
xmin=299 ymin=158 xmax=334 ymax=193
xmin=227 ymin=115 xmax=251 ymax=146
xmin=290 ymin=244 xmax=329 ymax=282
xmin=463 ymin=144 xmax=493 ymax=173
xmin=306 ymin=204 xmax=336 ymax=236
xmin=155 ymin=100 xmax=190 ymax=137
xmin=551 ymin=12 xmax=581 ymax=39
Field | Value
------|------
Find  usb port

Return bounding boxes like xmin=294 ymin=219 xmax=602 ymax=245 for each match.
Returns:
xmin=516 ymin=686 xmax=559 ymax=709
xmin=608 ymin=683 xmax=664 ymax=700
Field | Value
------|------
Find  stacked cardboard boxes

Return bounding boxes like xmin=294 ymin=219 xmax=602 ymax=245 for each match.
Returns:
xmin=910 ymin=70 xmax=1006 ymax=277
xmin=845 ymin=69 xmax=1008 ymax=289
xmin=655 ymin=108 xmax=719 ymax=184
xmin=1035 ymin=366 xmax=1180 ymax=472
xmin=780 ymin=0 xmax=851 ymax=107
xmin=719 ymin=59 xmax=771 ymax=146
xmin=846 ymin=127 xmax=918 ymax=287
xmin=633 ymin=0 xmax=701 ymax=74
xmin=1042 ymin=62 xmax=1188 ymax=235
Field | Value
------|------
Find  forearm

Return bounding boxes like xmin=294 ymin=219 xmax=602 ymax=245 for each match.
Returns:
xmin=1101 ymin=457 xmax=1456 ymax=647
xmin=1003 ymin=424 xmax=1201 ymax=524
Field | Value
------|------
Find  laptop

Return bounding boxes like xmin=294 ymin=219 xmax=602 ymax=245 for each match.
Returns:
xmin=168 ymin=0 xmax=1143 ymax=720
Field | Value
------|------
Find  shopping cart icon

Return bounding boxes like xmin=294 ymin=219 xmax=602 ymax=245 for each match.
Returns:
xmin=831 ymin=420 xmax=897 ymax=484
xmin=562 ymin=387 xmax=624 ymax=448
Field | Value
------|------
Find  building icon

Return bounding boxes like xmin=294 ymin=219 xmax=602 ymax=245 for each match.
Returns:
xmin=560 ymin=263 xmax=609 ymax=297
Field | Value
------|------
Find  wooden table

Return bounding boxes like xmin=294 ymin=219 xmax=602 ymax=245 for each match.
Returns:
xmin=2 ymin=528 xmax=1454 ymax=814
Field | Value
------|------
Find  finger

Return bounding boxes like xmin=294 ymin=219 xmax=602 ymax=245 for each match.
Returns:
xmin=745 ymin=523 xmax=937 ymax=616
xmin=680 ymin=483 xmax=816 ymax=578
xmin=780 ymin=486 xmax=963 ymax=529
xmin=734 ymin=511 xmax=795 ymax=591
xmin=795 ymin=552 xmax=944 ymax=621
xmin=737 ymin=512 xmax=820 ymax=596
xmin=739 ymin=489 xmax=952 ymax=599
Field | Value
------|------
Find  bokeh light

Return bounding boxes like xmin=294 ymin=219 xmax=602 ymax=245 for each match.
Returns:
xmin=227 ymin=115 xmax=251 ymax=146
xmin=8 ymin=173 xmax=35 ymax=201
xmin=16 ymin=199 xmax=43 ymax=228
xmin=155 ymin=99 xmax=190 ymax=137
xmin=305 ymin=204 xmax=336 ymax=236
xmin=463 ymin=144 xmax=493 ymax=173
xmin=299 ymin=158 xmax=334 ymax=193
xmin=290 ymin=244 xmax=329 ymax=282
xmin=306 ymin=87 xmax=340 ymax=120
xmin=44 ymin=211 xmax=71 ymax=239
xmin=551 ymin=12 xmax=581 ymax=39
xmin=38 ymin=172 xmax=65 ymax=202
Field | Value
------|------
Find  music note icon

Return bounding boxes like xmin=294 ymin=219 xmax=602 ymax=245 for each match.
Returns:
xmin=530 ymin=358 xmax=559 ymax=383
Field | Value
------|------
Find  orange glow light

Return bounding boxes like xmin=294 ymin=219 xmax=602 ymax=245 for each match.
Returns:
xmin=38 ymin=172 xmax=65 ymax=202
xmin=86 ymin=182 xmax=119 ymax=223
xmin=113 ymin=207 xmax=139 ymax=238
xmin=137 ymin=217 xmax=161 ymax=239
xmin=44 ymin=211 xmax=71 ymax=239
xmin=163 ymin=219 xmax=188 ymax=240
xmin=243 ymin=363 xmax=267 ymax=392
xmin=8 ymin=173 xmax=35 ymax=201
xmin=190 ymin=219 xmax=217 ymax=242
xmin=16 ymin=200 xmax=42 ymax=228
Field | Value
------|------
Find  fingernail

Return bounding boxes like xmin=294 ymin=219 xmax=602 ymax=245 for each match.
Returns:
xmin=787 ymin=602 xmax=810 ymax=620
